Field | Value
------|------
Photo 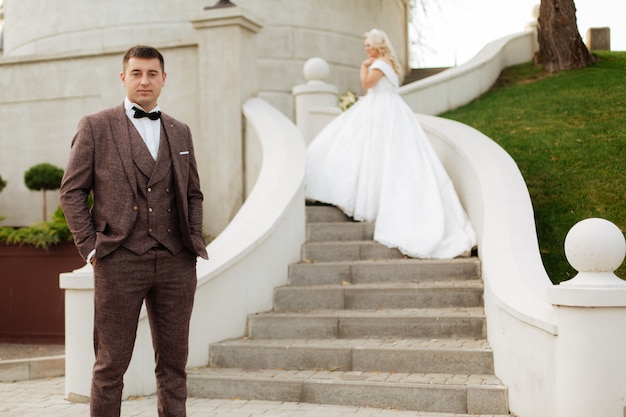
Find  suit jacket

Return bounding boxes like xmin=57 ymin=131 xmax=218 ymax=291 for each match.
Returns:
xmin=60 ymin=104 xmax=208 ymax=261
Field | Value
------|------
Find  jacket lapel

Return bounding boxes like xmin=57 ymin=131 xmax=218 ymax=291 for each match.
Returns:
xmin=128 ymin=125 xmax=157 ymax=179
xmin=161 ymin=115 xmax=189 ymax=191
xmin=148 ymin=123 xmax=172 ymax=186
xmin=109 ymin=105 xmax=139 ymax=199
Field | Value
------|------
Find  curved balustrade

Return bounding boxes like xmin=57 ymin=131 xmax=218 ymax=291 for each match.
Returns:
xmin=400 ymin=31 xmax=536 ymax=115
xmin=416 ymin=114 xmax=558 ymax=416
xmin=421 ymin=115 xmax=626 ymax=417
xmin=188 ymin=97 xmax=306 ymax=367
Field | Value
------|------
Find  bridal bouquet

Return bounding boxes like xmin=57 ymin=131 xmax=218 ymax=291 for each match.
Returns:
xmin=338 ymin=90 xmax=358 ymax=111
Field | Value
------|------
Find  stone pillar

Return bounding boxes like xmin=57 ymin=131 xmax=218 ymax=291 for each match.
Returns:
xmin=586 ymin=27 xmax=611 ymax=51
xmin=546 ymin=218 xmax=626 ymax=417
xmin=60 ymin=265 xmax=96 ymax=402
xmin=292 ymin=57 xmax=339 ymax=146
xmin=61 ymin=263 xmax=162 ymax=401
xmin=191 ymin=6 xmax=262 ymax=238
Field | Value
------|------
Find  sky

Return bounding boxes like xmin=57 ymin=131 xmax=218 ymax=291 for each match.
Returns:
xmin=412 ymin=0 xmax=626 ymax=68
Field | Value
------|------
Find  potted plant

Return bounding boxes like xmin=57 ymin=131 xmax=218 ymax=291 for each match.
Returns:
xmin=0 ymin=166 xmax=83 ymax=344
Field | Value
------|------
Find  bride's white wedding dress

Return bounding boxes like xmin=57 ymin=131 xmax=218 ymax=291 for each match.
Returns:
xmin=305 ymin=59 xmax=476 ymax=259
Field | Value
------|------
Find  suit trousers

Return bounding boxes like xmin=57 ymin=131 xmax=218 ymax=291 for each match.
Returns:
xmin=90 ymin=246 xmax=197 ymax=417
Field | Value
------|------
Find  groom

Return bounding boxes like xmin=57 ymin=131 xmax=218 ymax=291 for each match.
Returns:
xmin=60 ymin=45 xmax=208 ymax=417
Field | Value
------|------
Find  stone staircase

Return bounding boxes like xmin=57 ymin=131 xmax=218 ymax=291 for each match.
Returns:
xmin=187 ymin=204 xmax=510 ymax=415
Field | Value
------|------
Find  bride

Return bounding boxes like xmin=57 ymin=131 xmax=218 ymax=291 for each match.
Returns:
xmin=305 ymin=28 xmax=476 ymax=259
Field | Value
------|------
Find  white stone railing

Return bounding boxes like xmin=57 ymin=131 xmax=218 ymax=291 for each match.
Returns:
xmin=420 ymin=115 xmax=558 ymax=417
xmin=546 ymin=218 xmax=626 ymax=417
xmin=417 ymin=116 xmax=626 ymax=417
xmin=59 ymin=97 xmax=306 ymax=400
xmin=400 ymin=30 xmax=537 ymax=115
xmin=294 ymin=30 xmax=626 ymax=416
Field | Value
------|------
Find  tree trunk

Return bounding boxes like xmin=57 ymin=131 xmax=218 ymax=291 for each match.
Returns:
xmin=42 ymin=190 xmax=47 ymax=222
xmin=534 ymin=0 xmax=596 ymax=73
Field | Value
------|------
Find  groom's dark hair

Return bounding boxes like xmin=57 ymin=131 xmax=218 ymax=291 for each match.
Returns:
xmin=122 ymin=45 xmax=165 ymax=73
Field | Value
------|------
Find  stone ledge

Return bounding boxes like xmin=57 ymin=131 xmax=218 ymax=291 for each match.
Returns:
xmin=0 ymin=355 xmax=64 ymax=382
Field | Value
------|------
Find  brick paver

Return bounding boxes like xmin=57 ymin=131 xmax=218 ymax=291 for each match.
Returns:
xmin=0 ymin=376 xmax=511 ymax=417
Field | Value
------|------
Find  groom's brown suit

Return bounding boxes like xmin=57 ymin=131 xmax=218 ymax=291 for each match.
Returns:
xmin=60 ymin=105 xmax=207 ymax=261
xmin=60 ymin=104 xmax=208 ymax=417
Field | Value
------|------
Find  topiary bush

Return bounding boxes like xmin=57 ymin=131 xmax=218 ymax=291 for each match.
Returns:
xmin=24 ymin=163 xmax=64 ymax=222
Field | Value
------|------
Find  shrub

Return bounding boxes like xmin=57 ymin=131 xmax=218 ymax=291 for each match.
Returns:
xmin=0 ymin=206 xmax=72 ymax=250
xmin=24 ymin=163 xmax=64 ymax=221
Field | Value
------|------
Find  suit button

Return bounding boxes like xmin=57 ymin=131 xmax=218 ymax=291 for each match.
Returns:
xmin=132 ymin=205 xmax=139 ymax=211
xmin=167 ymin=208 xmax=172 ymax=213
xmin=167 ymin=228 xmax=171 ymax=233
xmin=165 ymin=188 xmax=170 ymax=193
xmin=148 ymin=207 xmax=153 ymax=213
xmin=148 ymin=228 xmax=153 ymax=232
xmin=147 ymin=187 xmax=152 ymax=192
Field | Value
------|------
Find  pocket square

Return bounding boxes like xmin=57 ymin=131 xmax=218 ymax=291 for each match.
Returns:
xmin=180 ymin=151 xmax=190 ymax=155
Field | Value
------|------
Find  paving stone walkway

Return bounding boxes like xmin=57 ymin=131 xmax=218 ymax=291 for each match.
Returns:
xmin=0 ymin=376 xmax=511 ymax=417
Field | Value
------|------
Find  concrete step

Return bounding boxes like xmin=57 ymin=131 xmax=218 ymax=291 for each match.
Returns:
xmin=247 ymin=308 xmax=486 ymax=340
xmin=306 ymin=221 xmax=374 ymax=242
xmin=0 ymin=355 xmax=65 ymax=382
xmin=305 ymin=204 xmax=352 ymax=223
xmin=302 ymin=240 xmax=407 ymax=262
xmin=187 ymin=367 xmax=509 ymax=415
xmin=274 ymin=280 xmax=484 ymax=310
xmin=192 ymin=203 xmax=503 ymax=414
xmin=208 ymin=338 xmax=494 ymax=375
xmin=288 ymin=258 xmax=481 ymax=285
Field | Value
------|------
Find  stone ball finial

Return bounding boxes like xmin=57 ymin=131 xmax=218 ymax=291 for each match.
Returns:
xmin=565 ymin=218 xmax=626 ymax=272
xmin=562 ymin=218 xmax=626 ymax=287
xmin=303 ymin=57 xmax=330 ymax=83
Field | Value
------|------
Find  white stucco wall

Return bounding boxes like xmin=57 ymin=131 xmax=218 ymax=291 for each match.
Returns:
xmin=0 ymin=46 xmax=199 ymax=226
xmin=2 ymin=0 xmax=408 ymax=120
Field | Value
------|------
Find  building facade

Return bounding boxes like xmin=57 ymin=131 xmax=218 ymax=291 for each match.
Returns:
xmin=0 ymin=0 xmax=408 ymax=230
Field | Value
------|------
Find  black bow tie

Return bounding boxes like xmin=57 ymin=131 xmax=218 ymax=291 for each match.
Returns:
xmin=132 ymin=106 xmax=161 ymax=120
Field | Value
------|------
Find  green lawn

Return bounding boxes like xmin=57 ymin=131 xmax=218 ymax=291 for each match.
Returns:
xmin=441 ymin=51 xmax=626 ymax=283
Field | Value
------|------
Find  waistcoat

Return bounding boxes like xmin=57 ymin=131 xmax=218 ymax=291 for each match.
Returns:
xmin=122 ymin=120 xmax=184 ymax=256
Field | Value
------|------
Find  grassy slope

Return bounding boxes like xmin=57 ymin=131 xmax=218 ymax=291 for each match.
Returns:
xmin=441 ymin=51 xmax=626 ymax=283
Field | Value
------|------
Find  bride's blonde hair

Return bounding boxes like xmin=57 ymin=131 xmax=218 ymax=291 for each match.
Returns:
xmin=364 ymin=29 xmax=404 ymax=80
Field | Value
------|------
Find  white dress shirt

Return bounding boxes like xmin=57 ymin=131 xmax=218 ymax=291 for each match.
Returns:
xmin=124 ymin=97 xmax=161 ymax=160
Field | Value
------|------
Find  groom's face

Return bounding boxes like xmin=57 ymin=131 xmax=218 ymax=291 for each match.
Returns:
xmin=120 ymin=57 xmax=167 ymax=111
